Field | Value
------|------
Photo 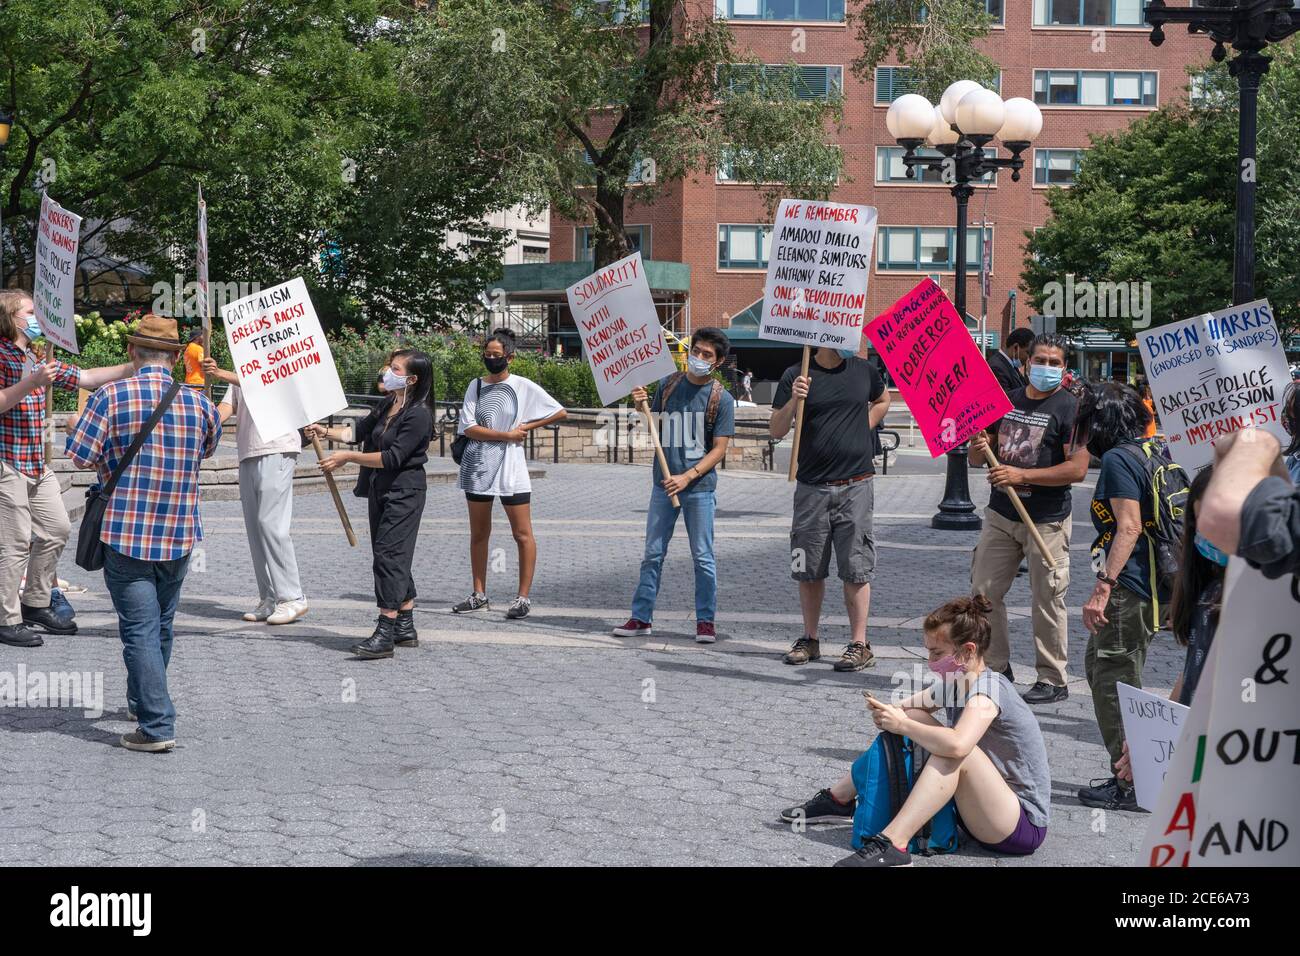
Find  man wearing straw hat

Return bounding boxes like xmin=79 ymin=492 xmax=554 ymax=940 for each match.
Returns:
xmin=66 ymin=314 xmax=221 ymax=753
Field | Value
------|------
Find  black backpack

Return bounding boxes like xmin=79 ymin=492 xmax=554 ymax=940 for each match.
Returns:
xmin=1119 ymin=439 xmax=1190 ymax=620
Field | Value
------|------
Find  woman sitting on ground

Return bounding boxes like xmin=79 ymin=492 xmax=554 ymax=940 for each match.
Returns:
xmin=780 ymin=595 xmax=1052 ymax=867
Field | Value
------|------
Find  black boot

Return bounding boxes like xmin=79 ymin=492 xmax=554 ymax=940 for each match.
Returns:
xmin=352 ymin=616 xmax=396 ymax=659
xmin=394 ymin=608 xmax=419 ymax=648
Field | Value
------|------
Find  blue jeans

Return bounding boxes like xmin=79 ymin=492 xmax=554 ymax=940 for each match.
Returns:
xmin=103 ymin=546 xmax=190 ymax=742
xmin=631 ymin=486 xmax=716 ymax=623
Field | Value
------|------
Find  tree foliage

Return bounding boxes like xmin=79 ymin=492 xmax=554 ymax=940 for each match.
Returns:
xmin=406 ymin=0 xmax=844 ymax=268
xmin=852 ymin=0 xmax=1000 ymax=102
xmin=1024 ymin=41 xmax=1300 ymax=338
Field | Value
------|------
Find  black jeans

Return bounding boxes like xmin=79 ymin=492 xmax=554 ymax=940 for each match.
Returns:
xmin=368 ymin=479 xmax=426 ymax=609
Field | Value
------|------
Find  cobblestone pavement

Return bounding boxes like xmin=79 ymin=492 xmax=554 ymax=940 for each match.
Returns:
xmin=0 ymin=460 xmax=1177 ymax=866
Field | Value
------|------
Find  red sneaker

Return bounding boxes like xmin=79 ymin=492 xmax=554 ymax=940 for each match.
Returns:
xmin=612 ymin=618 xmax=652 ymax=637
xmin=695 ymin=621 xmax=716 ymax=644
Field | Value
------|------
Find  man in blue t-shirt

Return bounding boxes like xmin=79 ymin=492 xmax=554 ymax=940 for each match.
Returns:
xmin=613 ymin=328 xmax=736 ymax=644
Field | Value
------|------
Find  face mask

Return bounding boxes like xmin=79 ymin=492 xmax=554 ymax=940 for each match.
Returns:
xmin=24 ymin=317 xmax=42 ymax=341
xmin=1194 ymin=533 xmax=1230 ymax=567
xmin=484 ymin=355 xmax=509 ymax=374
xmin=1011 ymin=355 xmax=1023 ymax=369
xmin=837 ymin=348 xmax=856 ymax=360
xmin=382 ymin=368 xmax=410 ymax=392
xmin=928 ymin=653 xmax=966 ymax=676
xmin=686 ymin=355 xmax=714 ymax=377
xmin=1028 ymin=365 xmax=1063 ymax=392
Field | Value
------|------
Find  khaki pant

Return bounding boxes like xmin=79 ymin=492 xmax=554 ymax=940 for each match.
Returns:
xmin=970 ymin=508 xmax=1072 ymax=686
xmin=0 ymin=463 xmax=71 ymax=625
xmin=1085 ymin=584 xmax=1156 ymax=766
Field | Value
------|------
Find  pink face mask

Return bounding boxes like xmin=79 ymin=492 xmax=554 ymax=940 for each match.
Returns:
xmin=928 ymin=654 xmax=966 ymax=675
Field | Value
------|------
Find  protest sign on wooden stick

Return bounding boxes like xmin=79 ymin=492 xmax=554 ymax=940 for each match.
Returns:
xmin=786 ymin=346 xmax=811 ymax=483
xmin=636 ymin=398 xmax=679 ymax=508
xmin=310 ymin=434 xmax=357 ymax=548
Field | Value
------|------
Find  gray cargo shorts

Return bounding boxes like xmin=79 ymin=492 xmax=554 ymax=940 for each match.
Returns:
xmin=790 ymin=478 xmax=877 ymax=584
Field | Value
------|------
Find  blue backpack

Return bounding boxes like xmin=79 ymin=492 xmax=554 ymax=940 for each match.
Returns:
xmin=850 ymin=731 xmax=959 ymax=856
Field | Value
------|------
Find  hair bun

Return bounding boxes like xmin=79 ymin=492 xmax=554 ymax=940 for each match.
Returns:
xmin=967 ymin=594 xmax=994 ymax=615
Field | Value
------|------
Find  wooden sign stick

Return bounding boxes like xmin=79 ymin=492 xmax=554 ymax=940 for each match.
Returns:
xmin=981 ymin=445 xmax=1057 ymax=571
xmin=311 ymin=433 xmax=358 ymax=547
xmin=43 ymin=341 xmax=55 ymax=463
xmin=786 ymin=345 xmax=811 ymax=483
xmin=636 ymin=398 xmax=681 ymax=509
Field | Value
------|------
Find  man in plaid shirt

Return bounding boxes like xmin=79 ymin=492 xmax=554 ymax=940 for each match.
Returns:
xmin=0 ymin=290 xmax=133 ymax=647
xmin=66 ymin=314 xmax=221 ymax=753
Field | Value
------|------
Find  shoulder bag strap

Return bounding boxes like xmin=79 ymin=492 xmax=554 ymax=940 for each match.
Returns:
xmin=101 ymin=380 xmax=184 ymax=500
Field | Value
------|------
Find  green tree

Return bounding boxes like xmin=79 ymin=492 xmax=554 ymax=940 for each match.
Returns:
xmin=852 ymin=0 xmax=1000 ymax=102
xmin=0 ymin=2 xmax=516 ymax=333
xmin=1023 ymin=42 xmax=1300 ymax=339
xmin=406 ymin=0 xmax=844 ymax=268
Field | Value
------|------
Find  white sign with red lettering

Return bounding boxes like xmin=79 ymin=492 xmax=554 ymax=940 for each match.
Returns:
xmin=759 ymin=199 xmax=877 ymax=351
xmin=567 ymin=251 xmax=676 ymax=407
xmin=220 ymin=277 xmax=346 ymax=437
xmin=33 ymin=193 xmax=82 ymax=354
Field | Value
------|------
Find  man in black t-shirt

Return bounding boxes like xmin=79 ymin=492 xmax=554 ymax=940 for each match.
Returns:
xmin=770 ymin=346 xmax=891 ymax=671
xmin=968 ymin=333 xmax=1091 ymax=704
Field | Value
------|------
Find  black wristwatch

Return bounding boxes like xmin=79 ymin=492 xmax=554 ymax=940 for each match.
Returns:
xmin=1096 ymin=571 xmax=1118 ymax=587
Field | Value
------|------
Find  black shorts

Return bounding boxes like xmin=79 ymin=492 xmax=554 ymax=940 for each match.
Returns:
xmin=465 ymin=491 xmax=531 ymax=506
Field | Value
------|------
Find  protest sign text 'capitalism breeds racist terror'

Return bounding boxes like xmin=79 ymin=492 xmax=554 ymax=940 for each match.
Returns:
xmin=220 ymin=277 xmax=346 ymax=437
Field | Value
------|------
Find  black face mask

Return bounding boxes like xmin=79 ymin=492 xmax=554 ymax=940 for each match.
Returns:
xmin=483 ymin=355 xmax=508 ymax=374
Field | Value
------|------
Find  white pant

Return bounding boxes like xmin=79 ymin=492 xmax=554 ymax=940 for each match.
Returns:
xmin=0 ymin=463 xmax=70 ymax=625
xmin=239 ymin=454 xmax=303 ymax=604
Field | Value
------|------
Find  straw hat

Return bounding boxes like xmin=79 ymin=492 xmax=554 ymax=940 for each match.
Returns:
xmin=125 ymin=314 xmax=182 ymax=351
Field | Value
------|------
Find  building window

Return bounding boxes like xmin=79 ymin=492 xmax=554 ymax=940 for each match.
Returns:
xmin=1033 ymin=70 xmax=1156 ymax=107
xmin=720 ymin=63 xmax=843 ymax=100
xmin=576 ymin=226 xmax=651 ymax=263
xmin=718 ymin=224 xmax=773 ymax=270
xmin=920 ymin=1 xmax=1003 ymax=22
xmin=876 ymin=225 xmax=992 ymax=272
xmin=577 ymin=149 xmax=655 ymax=186
xmin=875 ymin=66 xmax=1000 ymax=105
xmin=593 ymin=0 xmax=649 ymax=22
xmin=1034 ymin=0 xmax=1147 ymax=26
xmin=1034 ymin=148 xmax=1085 ymax=185
xmin=716 ymin=0 xmax=845 ymax=21
xmin=521 ymin=246 xmax=548 ymax=265
xmin=875 ymin=146 xmax=997 ymax=184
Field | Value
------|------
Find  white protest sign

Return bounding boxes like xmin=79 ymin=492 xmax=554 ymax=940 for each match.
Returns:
xmin=567 ymin=251 xmax=676 ymax=406
xmin=1140 ymin=559 xmax=1300 ymax=866
xmin=220 ymin=277 xmax=346 ymax=437
xmin=1117 ymin=682 xmax=1190 ymax=812
xmin=1138 ymin=299 xmax=1291 ymax=474
xmin=759 ymin=199 xmax=877 ymax=351
xmin=196 ymin=186 xmax=210 ymax=332
xmin=33 ymin=193 xmax=82 ymax=353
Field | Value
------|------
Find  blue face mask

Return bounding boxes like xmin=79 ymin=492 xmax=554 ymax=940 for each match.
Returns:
xmin=837 ymin=348 xmax=857 ymax=360
xmin=1028 ymin=364 xmax=1063 ymax=392
xmin=24 ymin=317 xmax=42 ymax=341
xmin=1194 ymin=533 xmax=1230 ymax=567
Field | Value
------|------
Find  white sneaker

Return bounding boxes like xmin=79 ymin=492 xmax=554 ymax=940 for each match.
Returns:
xmin=243 ymin=598 xmax=275 ymax=622
xmin=267 ymin=600 xmax=309 ymax=626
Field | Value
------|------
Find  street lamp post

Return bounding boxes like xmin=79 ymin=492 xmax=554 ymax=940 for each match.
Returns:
xmin=1146 ymin=0 xmax=1300 ymax=306
xmin=886 ymin=83 xmax=1043 ymax=531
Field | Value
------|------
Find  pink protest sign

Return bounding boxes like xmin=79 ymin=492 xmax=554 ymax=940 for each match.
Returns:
xmin=865 ymin=279 xmax=1012 ymax=457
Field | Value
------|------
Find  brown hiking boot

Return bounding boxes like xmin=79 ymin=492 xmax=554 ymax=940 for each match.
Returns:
xmin=833 ymin=641 xmax=876 ymax=672
xmin=783 ymin=635 xmax=820 ymax=665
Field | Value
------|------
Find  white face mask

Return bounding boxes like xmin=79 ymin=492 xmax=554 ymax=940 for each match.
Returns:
xmin=382 ymin=368 xmax=410 ymax=392
xmin=687 ymin=355 xmax=713 ymax=377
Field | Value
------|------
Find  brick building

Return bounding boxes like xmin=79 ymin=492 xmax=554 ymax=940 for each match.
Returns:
xmin=540 ymin=1 xmax=1211 ymax=388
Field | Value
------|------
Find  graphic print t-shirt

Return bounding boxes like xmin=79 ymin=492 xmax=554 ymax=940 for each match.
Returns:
xmin=987 ymin=386 xmax=1079 ymax=524
xmin=457 ymin=375 xmax=562 ymax=496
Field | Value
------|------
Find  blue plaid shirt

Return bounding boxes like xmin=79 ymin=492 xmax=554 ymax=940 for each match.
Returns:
xmin=65 ymin=364 xmax=222 ymax=561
